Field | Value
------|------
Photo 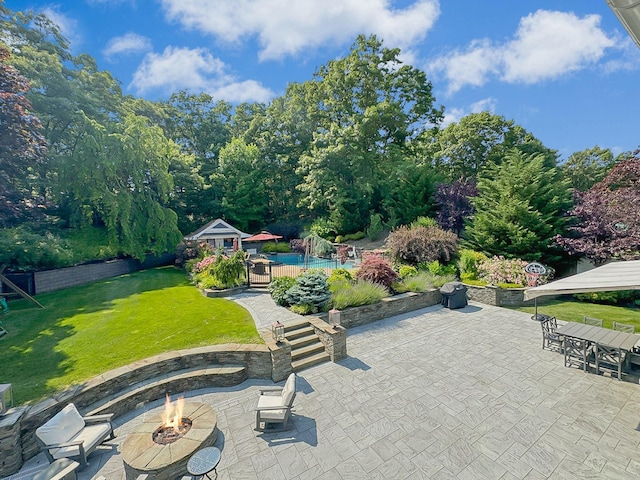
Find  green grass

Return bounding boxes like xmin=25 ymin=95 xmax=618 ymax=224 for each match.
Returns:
xmin=511 ymin=298 xmax=640 ymax=329
xmin=0 ymin=267 xmax=262 ymax=405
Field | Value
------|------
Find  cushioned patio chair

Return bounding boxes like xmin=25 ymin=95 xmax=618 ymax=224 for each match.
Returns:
xmin=255 ymin=373 xmax=296 ymax=432
xmin=35 ymin=403 xmax=114 ymax=469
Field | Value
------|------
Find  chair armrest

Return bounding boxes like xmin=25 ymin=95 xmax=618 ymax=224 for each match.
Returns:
xmin=259 ymin=387 xmax=283 ymax=394
xmin=83 ymin=413 xmax=114 ymax=424
xmin=256 ymin=405 xmax=292 ymax=412
xmin=41 ymin=439 xmax=84 ymax=450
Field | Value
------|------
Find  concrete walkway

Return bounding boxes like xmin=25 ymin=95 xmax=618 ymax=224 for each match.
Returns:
xmin=7 ymin=297 xmax=640 ymax=480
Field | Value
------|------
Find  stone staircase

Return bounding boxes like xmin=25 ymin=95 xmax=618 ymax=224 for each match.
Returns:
xmin=284 ymin=320 xmax=330 ymax=372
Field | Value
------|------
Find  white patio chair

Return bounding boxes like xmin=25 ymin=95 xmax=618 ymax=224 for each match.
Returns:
xmin=35 ymin=403 xmax=114 ymax=469
xmin=255 ymin=373 xmax=296 ymax=432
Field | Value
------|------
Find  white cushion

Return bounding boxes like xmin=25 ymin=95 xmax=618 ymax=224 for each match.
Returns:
xmin=257 ymin=395 xmax=286 ymax=421
xmin=281 ymin=374 xmax=296 ymax=407
xmin=50 ymin=423 xmax=112 ymax=459
xmin=36 ymin=403 xmax=85 ymax=446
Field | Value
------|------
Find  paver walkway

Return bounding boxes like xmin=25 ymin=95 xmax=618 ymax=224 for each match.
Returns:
xmin=8 ymin=299 xmax=640 ymax=480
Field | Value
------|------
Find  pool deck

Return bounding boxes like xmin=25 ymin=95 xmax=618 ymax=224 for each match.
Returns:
xmin=6 ymin=296 xmax=640 ymax=480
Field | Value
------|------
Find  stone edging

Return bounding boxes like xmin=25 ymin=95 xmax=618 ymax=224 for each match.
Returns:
xmin=0 ymin=343 xmax=271 ymax=477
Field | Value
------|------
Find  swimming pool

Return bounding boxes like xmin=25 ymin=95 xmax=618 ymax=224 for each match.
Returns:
xmin=267 ymin=253 xmax=353 ymax=269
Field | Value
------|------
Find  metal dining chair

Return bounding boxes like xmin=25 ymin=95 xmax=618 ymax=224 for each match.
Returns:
xmin=612 ymin=322 xmax=635 ymax=334
xmin=583 ymin=316 xmax=603 ymax=327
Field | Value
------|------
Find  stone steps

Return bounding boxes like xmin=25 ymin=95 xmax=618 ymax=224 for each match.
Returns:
xmin=284 ymin=321 xmax=330 ymax=373
xmin=82 ymin=365 xmax=246 ymax=418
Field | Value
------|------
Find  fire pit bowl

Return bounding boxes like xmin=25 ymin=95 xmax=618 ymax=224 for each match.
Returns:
xmin=122 ymin=402 xmax=217 ymax=480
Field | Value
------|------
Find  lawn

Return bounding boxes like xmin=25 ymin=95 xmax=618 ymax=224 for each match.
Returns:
xmin=511 ymin=298 xmax=640 ymax=329
xmin=0 ymin=266 xmax=262 ymax=405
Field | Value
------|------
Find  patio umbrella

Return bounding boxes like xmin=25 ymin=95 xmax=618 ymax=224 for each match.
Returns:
xmin=243 ymin=231 xmax=283 ymax=242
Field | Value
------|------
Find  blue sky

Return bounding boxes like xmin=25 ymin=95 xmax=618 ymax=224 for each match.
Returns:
xmin=8 ymin=0 xmax=640 ymax=160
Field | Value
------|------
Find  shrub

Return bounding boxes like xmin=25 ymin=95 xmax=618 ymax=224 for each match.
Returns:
xmin=574 ymin=290 xmax=638 ymax=305
xmin=425 ymin=260 xmax=457 ymax=277
xmin=398 ymin=265 xmax=418 ymax=279
xmin=310 ymin=218 xmax=336 ymax=239
xmin=334 ymin=235 xmax=344 ymax=243
xmin=395 ymin=271 xmax=455 ymax=293
xmin=477 ymin=256 xmax=528 ymax=286
xmin=192 ymin=250 xmax=246 ymax=289
xmin=284 ymin=270 xmax=331 ymax=314
xmin=175 ymin=240 xmax=214 ymax=268
xmin=328 ymin=268 xmax=353 ymax=285
xmin=344 ymin=231 xmax=366 ymax=241
xmin=366 ymin=213 xmax=384 ymax=241
xmin=290 ymin=303 xmax=316 ymax=315
xmin=355 ymin=254 xmax=398 ymax=289
xmin=336 ymin=246 xmax=351 ymax=264
xmin=261 ymin=242 xmax=291 ymax=253
xmin=386 ymin=225 xmax=458 ymax=265
xmin=290 ymin=239 xmax=305 ymax=253
xmin=410 ymin=216 xmax=438 ymax=229
xmin=331 ymin=279 xmax=389 ymax=309
xmin=457 ymin=249 xmax=487 ymax=280
xmin=268 ymin=276 xmax=297 ymax=306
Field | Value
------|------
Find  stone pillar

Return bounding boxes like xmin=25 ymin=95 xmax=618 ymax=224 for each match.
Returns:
xmin=0 ymin=407 xmax=27 ymax=477
xmin=269 ymin=341 xmax=292 ymax=382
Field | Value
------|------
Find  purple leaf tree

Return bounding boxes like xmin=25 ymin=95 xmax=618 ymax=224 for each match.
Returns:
xmin=434 ymin=178 xmax=478 ymax=235
xmin=554 ymin=153 xmax=640 ymax=265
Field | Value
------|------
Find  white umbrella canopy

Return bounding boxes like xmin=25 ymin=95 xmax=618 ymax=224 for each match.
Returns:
xmin=524 ymin=260 xmax=640 ymax=300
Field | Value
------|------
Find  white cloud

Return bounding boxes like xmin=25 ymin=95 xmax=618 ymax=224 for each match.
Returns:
xmin=103 ymin=33 xmax=152 ymax=61
xmin=430 ymin=10 xmax=615 ymax=94
xmin=130 ymin=46 xmax=274 ymax=102
xmin=502 ymin=10 xmax=614 ymax=83
xmin=159 ymin=0 xmax=440 ymax=60
xmin=441 ymin=97 xmax=496 ymax=127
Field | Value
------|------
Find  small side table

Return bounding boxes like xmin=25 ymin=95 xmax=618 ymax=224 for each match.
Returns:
xmin=187 ymin=446 xmax=221 ymax=479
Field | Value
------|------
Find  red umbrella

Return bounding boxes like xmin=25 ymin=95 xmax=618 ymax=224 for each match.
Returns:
xmin=244 ymin=231 xmax=283 ymax=242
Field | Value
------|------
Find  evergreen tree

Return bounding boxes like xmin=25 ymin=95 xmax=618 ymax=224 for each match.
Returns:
xmin=464 ymin=149 xmax=571 ymax=264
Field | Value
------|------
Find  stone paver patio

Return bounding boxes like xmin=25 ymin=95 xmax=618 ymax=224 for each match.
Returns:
xmin=9 ymin=299 xmax=640 ymax=480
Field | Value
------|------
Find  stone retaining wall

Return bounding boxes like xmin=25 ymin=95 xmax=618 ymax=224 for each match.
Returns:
xmin=328 ymin=290 xmax=442 ymax=329
xmin=33 ymin=254 xmax=175 ymax=294
xmin=464 ymin=284 xmax=555 ymax=307
xmin=0 ymin=343 xmax=270 ymax=477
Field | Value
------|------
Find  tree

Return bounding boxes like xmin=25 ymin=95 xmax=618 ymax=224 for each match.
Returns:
xmin=0 ymin=45 xmax=47 ymax=227
xmin=464 ymin=149 xmax=572 ymax=264
xmin=424 ymin=112 xmax=555 ymax=181
xmin=560 ymin=146 xmax=615 ymax=192
xmin=296 ymin=35 xmax=443 ymax=232
xmin=555 ymin=154 xmax=640 ymax=265
xmin=434 ymin=178 xmax=478 ymax=235
xmin=216 ymin=138 xmax=268 ymax=232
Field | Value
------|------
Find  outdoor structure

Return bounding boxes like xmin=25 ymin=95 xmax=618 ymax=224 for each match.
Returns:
xmin=184 ymin=218 xmax=250 ymax=253
xmin=607 ymin=0 xmax=640 ymax=48
xmin=524 ymin=260 xmax=640 ymax=300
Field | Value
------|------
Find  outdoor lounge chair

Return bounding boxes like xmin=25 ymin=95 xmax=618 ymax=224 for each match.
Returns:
xmin=35 ymin=403 xmax=114 ymax=469
xmin=255 ymin=373 xmax=296 ymax=432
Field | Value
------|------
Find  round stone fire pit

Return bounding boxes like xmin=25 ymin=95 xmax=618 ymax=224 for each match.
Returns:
xmin=122 ymin=403 xmax=218 ymax=480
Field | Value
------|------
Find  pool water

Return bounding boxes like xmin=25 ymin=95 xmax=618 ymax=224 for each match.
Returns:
xmin=269 ymin=253 xmax=353 ymax=269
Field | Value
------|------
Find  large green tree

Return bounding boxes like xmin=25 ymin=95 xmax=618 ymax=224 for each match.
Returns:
xmin=425 ymin=112 xmax=555 ymax=181
xmin=0 ymin=45 xmax=47 ymax=227
xmin=464 ymin=149 xmax=572 ymax=264
xmin=560 ymin=146 xmax=615 ymax=192
xmin=296 ymin=35 xmax=443 ymax=232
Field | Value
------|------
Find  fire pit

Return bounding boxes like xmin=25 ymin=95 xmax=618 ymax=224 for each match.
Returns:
xmin=122 ymin=396 xmax=218 ymax=480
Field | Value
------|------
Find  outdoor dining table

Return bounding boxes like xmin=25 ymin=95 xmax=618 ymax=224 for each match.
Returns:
xmin=555 ymin=322 xmax=640 ymax=379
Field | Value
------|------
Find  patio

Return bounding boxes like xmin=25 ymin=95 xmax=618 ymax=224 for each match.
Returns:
xmin=10 ymin=301 xmax=640 ymax=480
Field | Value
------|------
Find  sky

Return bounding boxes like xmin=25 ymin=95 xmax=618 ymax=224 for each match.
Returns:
xmin=7 ymin=0 xmax=640 ymax=160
